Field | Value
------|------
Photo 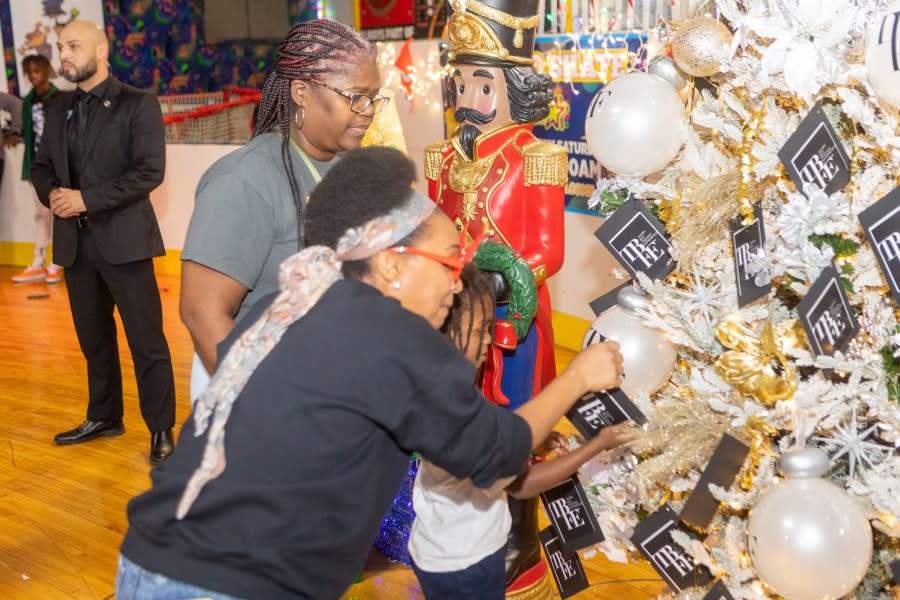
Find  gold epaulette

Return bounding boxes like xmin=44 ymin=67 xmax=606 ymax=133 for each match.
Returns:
xmin=522 ymin=140 xmax=568 ymax=187
xmin=424 ymin=140 xmax=451 ymax=182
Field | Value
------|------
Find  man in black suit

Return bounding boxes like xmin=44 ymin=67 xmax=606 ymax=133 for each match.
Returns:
xmin=31 ymin=20 xmax=176 ymax=464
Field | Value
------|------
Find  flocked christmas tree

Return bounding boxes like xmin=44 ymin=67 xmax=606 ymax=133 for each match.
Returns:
xmin=575 ymin=0 xmax=900 ymax=597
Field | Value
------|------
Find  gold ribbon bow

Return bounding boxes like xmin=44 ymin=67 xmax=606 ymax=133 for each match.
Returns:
xmin=740 ymin=415 xmax=780 ymax=490
xmin=714 ymin=319 xmax=805 ymax=406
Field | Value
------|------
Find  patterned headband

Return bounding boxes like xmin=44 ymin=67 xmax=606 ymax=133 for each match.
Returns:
xmin=336 ymin=190 xmax=436 ymax=260
xmin=176 ymin=190 xmax=436 ymax=519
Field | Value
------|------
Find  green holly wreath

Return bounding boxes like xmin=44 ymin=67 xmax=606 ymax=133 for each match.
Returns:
xmin=472 ymin=242 xmax=538 ymax=340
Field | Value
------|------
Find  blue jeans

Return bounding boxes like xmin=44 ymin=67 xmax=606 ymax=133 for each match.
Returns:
xmin=115 ymin=555 xmax=245 ymax=600
xmin=411 ymin=546 xmax=506 ymax=600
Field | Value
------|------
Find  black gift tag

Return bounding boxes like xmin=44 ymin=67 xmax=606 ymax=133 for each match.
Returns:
xmin=538 ymin=526 xmax=590 ymax=598
xmin=859 ymin=185 xmax=900 ymax=306
xmin=566 ymin=389 xmax=647 ymax=441
xmin=594 ymin=197 xmax=675 ymax=281
xmin=540 ymin=475 xmax=605 ymax=554
xmin=730 ymin=204 xmax=771 ymax=307
xmin=777 ymin=103 xmax=851 ymax=197
xmin=631 ymin=504 xmax=713 ymax=592
xmin=577 ymin=330 xmax=646 ymax=437
xmin=679 ymin=434 xmax=750 ymax=531
xmin=589 ymin=280 xmax=633 ymax=317
xmin=890 ymin=558 xmax=900 ymax=584
xmin=796 ymin=263 xmax=859 ymax=358
xmin=703 ymin=580 xmax=736 ymax=600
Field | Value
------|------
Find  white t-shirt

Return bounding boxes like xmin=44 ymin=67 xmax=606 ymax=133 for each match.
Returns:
xmin=408 ymin=460 xmax=516 ymax=572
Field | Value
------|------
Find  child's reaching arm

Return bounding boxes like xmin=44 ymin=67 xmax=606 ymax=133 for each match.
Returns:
xmin=505 ymin=422 xmax=636 ymax=499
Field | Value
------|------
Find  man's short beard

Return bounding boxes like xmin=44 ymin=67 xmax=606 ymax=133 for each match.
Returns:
xmin=63 ymin=59 xmax=98 ymax=84
xmin=458 ymin=124 xmax=481 ymax=160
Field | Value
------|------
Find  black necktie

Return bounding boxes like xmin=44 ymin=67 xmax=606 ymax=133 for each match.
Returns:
xmin=67 ymin=92 xmax=92 ymax=188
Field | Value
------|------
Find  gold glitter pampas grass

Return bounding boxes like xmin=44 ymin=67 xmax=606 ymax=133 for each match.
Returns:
xmin=625 ymin=395 xmax=742 ymax=508
xmin=670 ymin=171 xmax=741 ymax=267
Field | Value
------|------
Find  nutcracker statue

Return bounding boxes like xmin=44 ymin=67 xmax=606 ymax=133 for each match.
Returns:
xmin=425 ymin=0 xmax=567 ymax=596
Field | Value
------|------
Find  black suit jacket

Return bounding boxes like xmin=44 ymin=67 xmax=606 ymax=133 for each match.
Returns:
xmin=31 ymin=77 xmax=166 ymax=267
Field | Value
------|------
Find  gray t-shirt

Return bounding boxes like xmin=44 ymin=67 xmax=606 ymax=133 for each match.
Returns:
xmin=182 ymin=132 xmax=335 ymax=322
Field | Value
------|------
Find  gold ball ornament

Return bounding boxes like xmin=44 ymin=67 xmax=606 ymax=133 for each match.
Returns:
xmin=671 ymin=16 xmax=732 ymax=77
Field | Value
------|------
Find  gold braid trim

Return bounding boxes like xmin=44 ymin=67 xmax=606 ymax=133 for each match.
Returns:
xmin=450 ymin=0 xmax=540 ymax=48
xmin=522 ymin=140 xmax=568 ymax=187
xmin=505 ymin=570 xmax=554 ymax=600
xmin=424 ymin=140 xmax=450 ymax=181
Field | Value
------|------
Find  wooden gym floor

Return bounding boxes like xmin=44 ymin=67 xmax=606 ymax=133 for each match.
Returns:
xmin=0 ymin=265 xmax=665 ymax=599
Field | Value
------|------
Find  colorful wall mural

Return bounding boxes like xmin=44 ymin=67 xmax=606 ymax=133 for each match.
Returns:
xmin=0 ymin=0 xmax=321 ymax=96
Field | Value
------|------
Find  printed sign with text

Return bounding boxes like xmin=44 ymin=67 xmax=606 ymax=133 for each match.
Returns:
xmin=777 ymin=104 xmax=851 ymax=197
xmin=859 ymin=185 xmax=900 ymax=306
xmin=538 ymin=527 xmax=590 ymax=598
xmin=730 ymin=204 xmax=771 ymax=307
xmin=631 ymin=504 xmax=713 ymax=591
xmin=595 ymin=198 xmax=675 ymax=281
xmin=796 ymin=263 xmax=859 ymax=358
xmin=540 ymin=475 xmax=605 ymax=554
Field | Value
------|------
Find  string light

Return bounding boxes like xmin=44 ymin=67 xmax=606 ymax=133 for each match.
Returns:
xmin=371 ymin=1 xmax=683 ymax=103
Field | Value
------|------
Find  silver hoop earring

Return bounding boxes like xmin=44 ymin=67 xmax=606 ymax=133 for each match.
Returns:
xmin=294 ymin=108 xmax=305 ymax=130
xmin=391 ymin=281 xmax=401 ymax=290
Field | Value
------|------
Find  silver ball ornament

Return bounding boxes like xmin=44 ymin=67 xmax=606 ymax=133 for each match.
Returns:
xmin=582 ymin=287 xmax=675 ymax=396
xmin=747 ymin=448 xmax=872 ymax=600
xmin=671 ymin=16 xmax=732 ymax=77
xmin=648 ymin=56 xmax=687 ymax=92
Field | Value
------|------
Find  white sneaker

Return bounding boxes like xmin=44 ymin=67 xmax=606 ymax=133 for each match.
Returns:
xmin=46 ymin=266 xmax=63 ymax=284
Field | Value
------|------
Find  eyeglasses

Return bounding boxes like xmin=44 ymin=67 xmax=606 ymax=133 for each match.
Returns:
xmin=389 ymin=231 xmax=483 ymax=283
xmin=308 ymin=78 xmax=390 ymax=114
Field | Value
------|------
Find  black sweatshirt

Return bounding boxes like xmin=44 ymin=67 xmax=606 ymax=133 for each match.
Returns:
xmin=121 ymin=279 xmax=532 ymax=599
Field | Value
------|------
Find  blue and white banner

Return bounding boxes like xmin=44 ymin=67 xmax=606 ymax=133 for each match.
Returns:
xmin=532 ymin=33 xmax=646 ymax=212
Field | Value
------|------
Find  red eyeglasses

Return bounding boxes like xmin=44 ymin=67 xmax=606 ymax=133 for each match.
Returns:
xmin=389 ymin=231 xmax=483 ymax=282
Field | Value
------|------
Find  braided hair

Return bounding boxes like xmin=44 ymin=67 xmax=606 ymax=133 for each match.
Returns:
xmin=253 ymin=20 xmax=375 ymax=249
xmin=442 ymin=265 xmax=496 ymax=366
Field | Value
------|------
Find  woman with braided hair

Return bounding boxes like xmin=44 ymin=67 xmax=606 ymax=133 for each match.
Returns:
xmin=116 ymin=148 xmax=624 ymax=599
xmin=180 ymin=19 xmax=388 ymax=401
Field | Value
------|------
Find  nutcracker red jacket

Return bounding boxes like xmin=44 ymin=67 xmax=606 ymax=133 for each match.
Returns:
xmin=119 ymin=278 xmax=533 ymax=599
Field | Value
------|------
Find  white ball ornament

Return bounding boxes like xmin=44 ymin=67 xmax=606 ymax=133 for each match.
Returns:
xmin=582 ymin=286 xmax=676 ymax=397
xmin=865 ymin=4 xmax=900 ymax=109
xmin=584 ymin=72 xmax=686 ymax=177
xmin=747 ymin=448 xmax=873 ymax=600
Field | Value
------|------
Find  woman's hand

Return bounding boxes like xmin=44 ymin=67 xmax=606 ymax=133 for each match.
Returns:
xmin=565 ymin=341 xmax=624 ymax=393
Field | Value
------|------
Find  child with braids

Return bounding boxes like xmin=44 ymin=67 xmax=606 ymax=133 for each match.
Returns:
xmin=179 ymin=19 xmax=390 ymax=400
xmin=409 ymin=264 xmax=636 ymax=599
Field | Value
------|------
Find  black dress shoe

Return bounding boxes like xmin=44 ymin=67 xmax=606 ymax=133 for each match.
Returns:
xmin=54 ymin=420 xmax=125 ymax=445
xmin=149 ymin=428 xmax=175 ymax=464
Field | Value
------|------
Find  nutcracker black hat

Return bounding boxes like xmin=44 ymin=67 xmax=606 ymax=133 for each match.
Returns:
xmin=447 ymin=0 xmax=541 ymax=67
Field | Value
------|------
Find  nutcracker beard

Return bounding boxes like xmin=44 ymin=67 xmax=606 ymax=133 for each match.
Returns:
xmin=455 ymin=107 xmax=496 ymax=160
